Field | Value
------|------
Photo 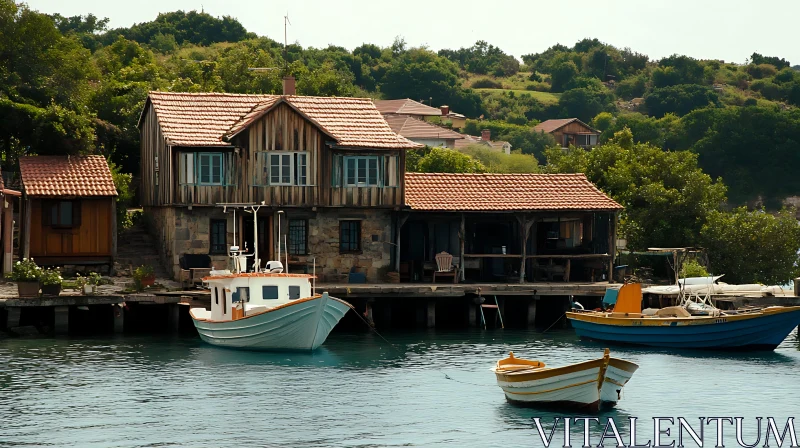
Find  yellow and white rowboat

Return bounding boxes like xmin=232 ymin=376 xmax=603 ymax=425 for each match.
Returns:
xmin=492 ymin=349 xmax=638 ymax=411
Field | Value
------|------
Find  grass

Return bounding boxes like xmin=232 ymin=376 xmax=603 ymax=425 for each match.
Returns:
xmin=475 ymin=88 xmax=561 ymax=104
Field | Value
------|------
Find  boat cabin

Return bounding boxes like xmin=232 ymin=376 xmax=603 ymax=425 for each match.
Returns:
xmin=200 ymin=271 xmax=315 ymax=322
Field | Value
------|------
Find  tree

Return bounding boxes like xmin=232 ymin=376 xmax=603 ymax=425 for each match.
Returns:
xmin=750 ymin=52 xmax=790 ymax=69
xmin=700 ymin=208 xmax=800 ymax=284
xmin=415 ymin=147 xmax=486 ymax=173
xmin=652 ymin=55 xmax=707 ymax=87
xmin=545 ymin=128 xmax=727 ymax=250
xmin=549 ymin=58 xmax=579 ymax=92
xmin=644 ymin=84 xmax=720 ymax=117
xmin=557 ymin=88 xmax=614 ymax=122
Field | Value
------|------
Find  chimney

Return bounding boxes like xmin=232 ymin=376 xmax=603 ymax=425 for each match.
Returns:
xmin=440 ymin=105 xmax=450 ymax=116
xmin=481 ymin=129 xmax=491 ymax=141
xmin=282 ymin=76 xmax=296 ymax=95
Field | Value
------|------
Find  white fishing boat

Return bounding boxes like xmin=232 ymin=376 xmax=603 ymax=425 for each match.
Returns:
xmin=492 ymin=349 xmax=638 ymax=411
xmin=189 ymin=204 xmax=353 ymax=351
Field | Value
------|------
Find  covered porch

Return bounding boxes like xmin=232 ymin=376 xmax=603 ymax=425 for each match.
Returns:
xmin=397 ymin=211 xmax=616 ymax=283
xmin=400 ymin=173 xmax=623 ymax=284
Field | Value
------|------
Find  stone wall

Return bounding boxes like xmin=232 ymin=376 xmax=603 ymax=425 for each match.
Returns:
xmin=144 ymin=206 xmax=175 ymax=278
xmin=285 ymin=209 xmax=393 ymax=283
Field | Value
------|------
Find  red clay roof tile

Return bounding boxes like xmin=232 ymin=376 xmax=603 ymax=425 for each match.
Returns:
xmin=19 ymin=156 xmax=117 ymax=197
xmin=404 ymin=173 xmax=621 ymax=211
xmin=143 ymin=92 xmax=422 ymax=150
xmin=533 ymin=118 xmax=599 ymax=134
xmin=384 ymin=115 xmax=465 ymax=140
xmin=373 ymin=98 xmax=444 ymax=116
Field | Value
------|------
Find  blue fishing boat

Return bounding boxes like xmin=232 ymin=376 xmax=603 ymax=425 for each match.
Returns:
xmin=566 ymin=283 xmax=800 ymax=351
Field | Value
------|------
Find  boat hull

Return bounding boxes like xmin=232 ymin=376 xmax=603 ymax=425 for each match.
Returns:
xmin=191 ymin=294 xmax=351 ymax=351
xmin=494 ymin=357 xmax=637 ymax=411
xmin=567 ymin=306 xmax=800 ymax=351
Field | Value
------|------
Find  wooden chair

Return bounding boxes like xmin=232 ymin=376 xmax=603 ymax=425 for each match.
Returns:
xmin=433 ymin=251 xmax=458 ymax=284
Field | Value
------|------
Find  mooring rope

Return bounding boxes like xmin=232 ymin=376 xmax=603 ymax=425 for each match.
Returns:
xmin=351 ymin=306 xmax=494 ymax=387
xmin=540 ymin=312 xmax=566 ymax=334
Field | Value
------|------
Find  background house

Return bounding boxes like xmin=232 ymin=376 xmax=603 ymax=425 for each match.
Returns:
xmin=19 ymin=156 xmax=118 ymax=269
xmin=374 ymin=98 xmax=466 ymax=129
xmin=533 ymin=118 xmax=600 ymax=149
xmin=385 ymin=115 xmax=466 ymax=149
xmin=454 ymin=129 xmax=512 ymax=154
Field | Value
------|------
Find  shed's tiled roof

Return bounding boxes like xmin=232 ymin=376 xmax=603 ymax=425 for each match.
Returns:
xmin=384 ymin=115 xmax=465 ymax=141
xmin=533 ymin=118 xmax=599 ymax=134
xmin=142 ymin=92 xmax=422 ymax=149
xmin=373 ymin=98 xmax=443 ymax=116
xmin=19 ymin=156 xmax=117 ymax=197
xmin=404 ymin=173 xmax=621 ymax=211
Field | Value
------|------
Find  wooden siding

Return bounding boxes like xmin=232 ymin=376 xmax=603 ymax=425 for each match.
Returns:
xmin=29 ymin=198 xmax=113 ymax=259
xmin=140 ymin=103 xmax=172 ymax=206
xmin=174 ymin=151 xmax=239 ymax=205
xmin=552 ymin=121 xmax=599 ymax=148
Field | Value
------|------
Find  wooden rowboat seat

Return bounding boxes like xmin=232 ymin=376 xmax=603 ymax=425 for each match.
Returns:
xmin=495 ymin=352 xmax=546 ymax=373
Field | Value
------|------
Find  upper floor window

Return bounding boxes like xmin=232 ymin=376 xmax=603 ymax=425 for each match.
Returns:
xmin=180 ymin=152 xmax=226 ymax=186
xmin=344 ymin=156 xmax=379 ymax=186
xmin=266 ymin=152 xmax=308 ymax=186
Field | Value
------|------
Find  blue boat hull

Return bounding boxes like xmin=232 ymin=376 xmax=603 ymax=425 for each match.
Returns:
xmin=567 ymin=308 xmax=800 ymax=351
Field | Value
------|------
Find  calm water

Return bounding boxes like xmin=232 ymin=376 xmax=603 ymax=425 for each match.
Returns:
xmin=1 ymin=328 xmax=799 ymax=447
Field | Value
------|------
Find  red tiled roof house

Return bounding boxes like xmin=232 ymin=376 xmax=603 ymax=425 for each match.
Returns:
xmin=399 ymin=173 xmax=622 ymax=283
xmin=138 ymin=86 xmax=422 ymax=281
xmin=533 ymin=118 xmax=600 ymax=149
xmin=19 ymin=155 xmax=118 ymax=267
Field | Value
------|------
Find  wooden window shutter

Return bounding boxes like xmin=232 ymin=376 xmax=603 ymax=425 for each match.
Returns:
xmin=73 ymin=200 xmax=82 ymax=227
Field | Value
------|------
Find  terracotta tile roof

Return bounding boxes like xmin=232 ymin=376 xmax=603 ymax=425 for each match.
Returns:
xmin=384 ymin=115 xmax=465 ymax=141
xmin=533 ymin=118 xmax=599 ymax=134
xmin=404 ymin=173 xmax=621 ymax=211
xmin=142 ymin=92 xmax=422 ymax=150
xmin=374 ymin=98 xmax=444 ymax=116
xmin=19 ymin=156 xmax=117 ymax=197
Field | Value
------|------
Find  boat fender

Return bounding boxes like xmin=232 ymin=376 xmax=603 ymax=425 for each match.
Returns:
xmin=572 ymin=301 xmax=584 ymax=310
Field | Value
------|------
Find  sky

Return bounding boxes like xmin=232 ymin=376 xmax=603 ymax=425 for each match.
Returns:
xmin=25 ymin=0 xmax=800 ymax=64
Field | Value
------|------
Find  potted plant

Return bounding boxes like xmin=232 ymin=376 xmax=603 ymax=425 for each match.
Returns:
xmin=40 ymin=268 xmax=63 ymax=296
xmin=133 ymin=265 xmax=155 ymax=291
xmin=9 ymin=258 xmax=41 ymax=297
xmin=88 ymin=272 xmax=102 ymax=293
xmin=75 ymin=274 xmax=92 ymax=294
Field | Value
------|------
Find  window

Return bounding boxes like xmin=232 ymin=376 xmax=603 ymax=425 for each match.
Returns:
xmin=213 ymin=287 xmax=218 ymax=305
xmin=44 ymin=201 xmax=78 ymax=228
xmin=344 ymin=156 xmax=379 ymax=186
xmin=289 ymin=286 xmax=301 ymax=300
xmin=267 ymin=152 xmax=308 ymax=186
xmin=180 ymin=152 xmax=226 ymax=185
xmin=232 ymin=287 xmax=250 ymax=303
xmin=210 ymin=219 xmax=227 ymax=255
xmin=339 ymin=220 xmax=361 ymax=253
xmin=198 ymin=153 xmax=223 ymax=185
xmin=288 ymin=219 xmax=308 ymax=255
xmin=262 ymin=285 xmax=279 ymax=300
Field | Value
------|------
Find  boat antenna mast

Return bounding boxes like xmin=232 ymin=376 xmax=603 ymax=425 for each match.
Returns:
xmin=277 ymin=210 xmax=284 ymax=266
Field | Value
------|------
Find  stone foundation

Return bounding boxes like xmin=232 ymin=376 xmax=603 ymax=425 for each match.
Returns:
xmin=145 ymin=206 xmax=393 ymax=282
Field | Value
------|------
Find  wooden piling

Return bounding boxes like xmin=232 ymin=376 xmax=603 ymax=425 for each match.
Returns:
xmin=468 ymin=303 xmax=477 ymax=327
xmin=113 ymin=305 xmax=124 ymax=334
xmin=54 ymin=306 xmax=69 ymax=335
xmin=168 ymin=303 xmax=180 ymax=332
xmin=6 ymin=307 xmax=21 ymax=329
xmin=527 ymin=298 xmax=537 ymax=327
xmin=427 ymin=301 xmax=436 ymax=328
xmin=365 ymin=300 xmax=374 ymax=327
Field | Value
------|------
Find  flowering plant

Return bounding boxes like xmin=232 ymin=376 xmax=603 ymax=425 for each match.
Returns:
xmin=88 ymin=272 xmax=102 ymax=286
xmin=40 ymin=268 xmax=63 ymax=286
xmin=9 ymin=258 xmax=42 ymax=282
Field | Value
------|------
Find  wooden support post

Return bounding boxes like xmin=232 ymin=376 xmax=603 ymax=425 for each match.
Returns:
xmin=415 ymin=304 xmax=426 ymax=327
xmin=2 ymin=197 xmax=13 ymax=275
xmin=468 ymin=303 xmax=477 ymax=327
xmin=459 ymin=213 xmax=466 ymax=282
xmin=565 ymin=259 xmax=571 ymax=282
xmin=516 ymin=214 xmax=535 ymax=283
xmin=365 ymin=300 xmax=374 ymax=327
xmin=527 ymin=298 xmax=537 ymax=327
xmin=6 ymin=307 xmax=21 ymax=328
xmin=168 ymin=303 xmax=180 ymax=332
xmin=22 ymin=197 xmax=31 ymax=260
xmin=427 ymin=300 xmax=436 ymax=328
xmin=113 ymin=304 xmax=124 ymax=334
xmin=607 ymin=212 xmax=617 ymax=282
xmin=382 ymin=302 xmax=392 ymax=327
xmin=54 ymin=306 xmax=69 ymax=335
xmin=394 ymin=213 xmax=409 ymax=272
xmin=111 ymin=198 xmax=118 ymax=264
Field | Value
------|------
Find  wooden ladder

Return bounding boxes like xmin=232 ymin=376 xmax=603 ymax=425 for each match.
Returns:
xmin=479 ymin=295 xmax=505 ymax=329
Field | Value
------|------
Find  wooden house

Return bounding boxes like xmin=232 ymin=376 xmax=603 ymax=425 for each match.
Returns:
xmin=374 ymin=99 xmax=466 ymax=129
xmin=18 ymin=156 xmax=118 ymax=268
xmin=138 ymin=82 xmax=423 ymax=281
xmin=384 ymin=115 xmax=466 ymax=149
xmin=533 ymin=118 xmax=600 ymax=149
xmin=400 ymin=173 xmax=623 ymax=283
